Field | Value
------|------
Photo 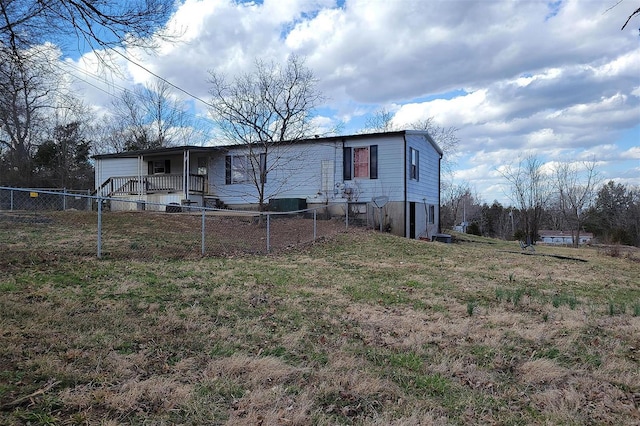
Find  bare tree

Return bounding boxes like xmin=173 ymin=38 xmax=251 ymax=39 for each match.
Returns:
xmin=364 ymin=108 xmax=395 ymax=133
xmin=553 ymin=160 xmax=600 ymax=247
xmin=208 ymin=55 xmax=324 ymax=211
xmin=409 ymin=117 xmax=460 ymax=180
xmin=364 ymin=108 xmax=460 ymax=182
xmin=0 ymin=45 xmax=63 ymax=185
xmin=0 ymin=44 xmax=94 ymax=186
xmin=543 ymin=193 xmax=568 ymax=231
xmin=111 ymin=89 xmax=154 ymax=151
xmin=500 ymin=155 xmax=551 ymax=244
xmin=91 ymin=115 xmax=129 ymax=154
xmin=440 ymin=181 xmax=477 ymax=231
xmin=32 ymin=94 xmax=93 ymax=184
xmin=103 ymin=79 xmax=203 ymax=152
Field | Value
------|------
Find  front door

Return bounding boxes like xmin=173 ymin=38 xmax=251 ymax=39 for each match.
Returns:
xmin=197 ymin=157 xmax=208 ymax=193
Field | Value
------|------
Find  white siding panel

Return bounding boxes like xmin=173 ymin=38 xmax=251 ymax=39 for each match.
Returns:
xmin=95 ymin=158 xmax=139 ymax=189
xmin=268 ymin=143 xmax=338 ymax=201
xmin=343 ymin=135 xmax=405 ymax=203
xmin=405 ymin=133 xmax=441 ymax=238
xmin=405 ymin=133 xmax=440 ymax=205
xmin=209 ymin=143 xmax=341 ymax=206
xmin=209 ymin=136 xmax=409 ymax=207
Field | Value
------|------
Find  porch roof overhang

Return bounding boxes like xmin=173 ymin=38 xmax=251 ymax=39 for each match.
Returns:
xmin=92 ymin=145 xmax=222 ymax=160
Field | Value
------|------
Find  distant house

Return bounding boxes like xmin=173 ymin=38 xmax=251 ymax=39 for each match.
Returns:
xmin=93 ymin=130 xmax=443 ymax=239
xmin=538 ymin=230 xmax=593 ymax=245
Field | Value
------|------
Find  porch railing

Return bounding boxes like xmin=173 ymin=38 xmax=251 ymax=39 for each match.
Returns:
xmin=95 ymin=174 xmax=205 ymax=197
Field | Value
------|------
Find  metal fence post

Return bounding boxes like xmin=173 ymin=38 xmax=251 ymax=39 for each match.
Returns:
xmin=201 ymin=208 xmax=206 ymax=256
xmin=10 ymin=188 xmax=14 ymax=211
xmin=266 ymin=213 xmax=270 ymax=253
xmin=63 ymin=188 xmax=67 ymax=211
xmin=313 ymin=209 xmax=317 ymax=241
xmin=97 ymin=195 xmax=102 ymax=259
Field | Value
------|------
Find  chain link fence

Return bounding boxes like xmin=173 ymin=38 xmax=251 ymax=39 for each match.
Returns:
xmin=0 ymin=187 xmax=372 ymax=264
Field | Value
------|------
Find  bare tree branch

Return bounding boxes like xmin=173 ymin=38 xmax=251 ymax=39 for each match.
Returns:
xmin=553 ymin=159 xmax=600 ymax=247
xmin=1 ymin=0 xmax=175 ymax=51
xmin=0 ymin=380 xmax=61 ymax=411
xmin=0 ymin=44 xmax=68 ymax=185
xmin=106 ymin=79 xmax=198 ymax=151
xmin=499 ymin=155 xmax=552 ymax=243
xmin=621 ymin=6 xmax=640 ymax=30
xmin=208 ymin=55 xmax=324 ymax=211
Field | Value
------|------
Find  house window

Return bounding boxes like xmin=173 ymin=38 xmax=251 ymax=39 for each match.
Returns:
xmin=227 ymin=155 xmax=249 ymax=184
xmin=149 ymin=160 xmax=170 ymax=175
xmin=429 ymin=205 xmax=435 ymax=224
xmin=410 ymin=148 xmax=419 ymax=181
xmin=354 ymin=147 xmax=369 ymax=178
xmin=225 ymin=153 xmax=266 ymax=184
xmin=343 ymin=145 xmax=378 ymax=180
xmin=197 ymin=157 xmax=207 ymax=175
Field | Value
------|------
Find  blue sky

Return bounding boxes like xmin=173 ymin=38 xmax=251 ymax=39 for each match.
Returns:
xmin=63 ymin=0 xmax=640 ymax=205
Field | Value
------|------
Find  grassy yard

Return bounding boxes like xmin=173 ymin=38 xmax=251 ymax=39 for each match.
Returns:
xmin=1 ymin=229 xmax=639 ymax=425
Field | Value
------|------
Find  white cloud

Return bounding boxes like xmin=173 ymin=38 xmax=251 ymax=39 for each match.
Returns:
xmin=622 ymin=146 xmax=640 ymax=160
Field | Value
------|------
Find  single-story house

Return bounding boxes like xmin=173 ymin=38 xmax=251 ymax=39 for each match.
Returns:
xmin=93 ymin=130 xmax=443 ymax=239
xmin=538 ymin=230 xmax=593 ymax=245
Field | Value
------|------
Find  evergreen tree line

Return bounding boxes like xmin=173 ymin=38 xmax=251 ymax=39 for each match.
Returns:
xmin=0 ymin=121 xmax=94 ymax=189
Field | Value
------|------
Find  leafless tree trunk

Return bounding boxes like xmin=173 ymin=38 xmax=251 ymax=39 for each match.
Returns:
xmin=364 ymin=108 xmax=396 ymax=133
xmin=208 ymin=55 xmax=324 ymax=212
xmin=0 ymin=45 xmax=64 ymax=185
xmin=553 ymin=160 xmax=600 ymax=247
xmin=500 ymin=155 xmax=551 ymax=244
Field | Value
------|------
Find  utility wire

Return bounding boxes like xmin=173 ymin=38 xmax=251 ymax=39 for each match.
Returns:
xmin=111 ymin=48 xmax=213 ymax=108
xmin=59 ymin=59 xmax=216 ymax=133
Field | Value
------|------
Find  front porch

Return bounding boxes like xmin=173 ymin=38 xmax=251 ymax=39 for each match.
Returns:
xmin=93 ymin=145 xmax=223 ymax=210
xmin=95 ymin=174 xmax=206 ymax=198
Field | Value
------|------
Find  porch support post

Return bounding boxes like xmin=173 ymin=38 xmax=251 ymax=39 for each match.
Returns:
xmin=137 ymin=155 xmax=143 ymax=198
xmin=183 ymin=149 xmax=190 ymax=200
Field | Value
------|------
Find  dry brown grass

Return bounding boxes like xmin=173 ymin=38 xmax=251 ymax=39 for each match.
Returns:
xmin=0 ymin=227 xmax=639 ymax=425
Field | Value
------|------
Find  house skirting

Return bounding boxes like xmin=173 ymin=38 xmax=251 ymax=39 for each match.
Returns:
xmin=108 ymin=194 xmax=187 ymax=212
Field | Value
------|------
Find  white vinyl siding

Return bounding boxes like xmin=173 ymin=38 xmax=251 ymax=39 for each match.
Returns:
xmin=95 ymin=157 xmax=138 ymax=190
xmin=405 ymin=133 xmax=439 ymax=204
xmin=209 ymin=135 xmax=408 ymax=206
xmin=210 ymin=144 xmax=337 ymax=205
xmin=341 ymin=136 xmax=404 ymax=203
xmin=405 ymin=132 xmax=441 ymax=238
